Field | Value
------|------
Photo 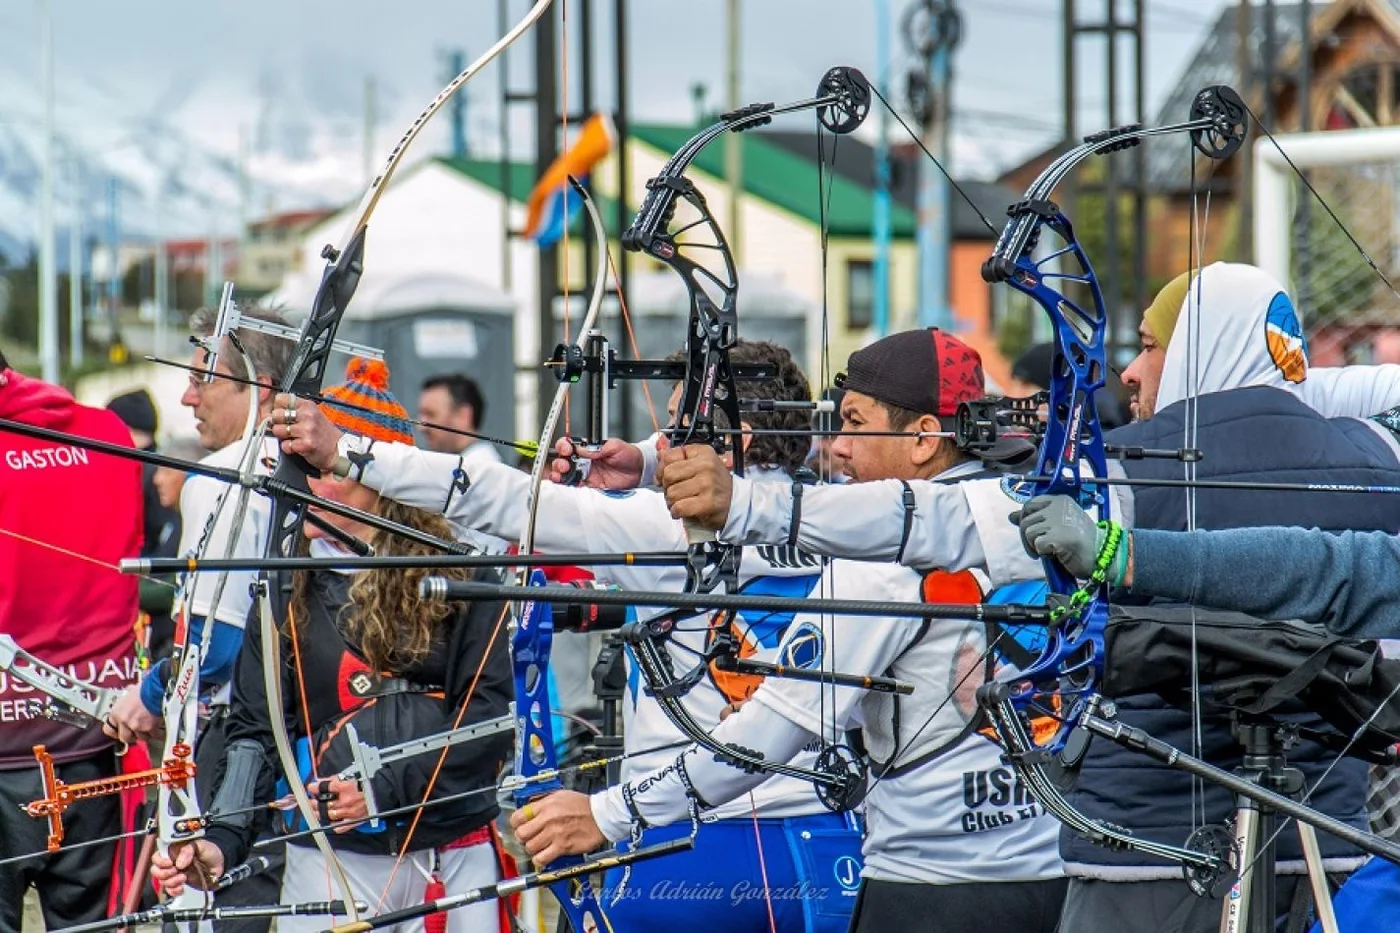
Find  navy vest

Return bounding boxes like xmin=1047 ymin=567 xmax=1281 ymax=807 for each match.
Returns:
xmin=1061 ymin=385 xmax=1400 ymax=871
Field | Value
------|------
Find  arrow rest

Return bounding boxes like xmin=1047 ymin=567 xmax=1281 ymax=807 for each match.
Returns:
xmin=1189 ymin=85 xmax=1248 ymax=160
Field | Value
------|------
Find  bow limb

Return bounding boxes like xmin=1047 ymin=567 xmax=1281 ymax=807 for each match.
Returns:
xmin=514 ymin=182 xmax=613 ymax=932
xmin=521 ymin=177 xmax=611 ymax=557
xmin=512 ymin=575 xmax=612 ymax=932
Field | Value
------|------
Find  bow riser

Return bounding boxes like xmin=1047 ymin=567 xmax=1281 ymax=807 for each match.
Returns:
xmin=513 ymin=573 xmax=608 ymax=932
xmin=993 ymin=217 xmax=1113 ymax=749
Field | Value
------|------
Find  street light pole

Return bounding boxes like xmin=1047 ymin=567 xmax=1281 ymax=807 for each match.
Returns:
xmin=39 ymin=0 xmax=59 ymax=382
xmin=907 ymin=0 xmax=961 ymax=331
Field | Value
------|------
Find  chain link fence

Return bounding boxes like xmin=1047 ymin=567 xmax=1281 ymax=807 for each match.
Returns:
xmin=1290 ymin=162 xmax=1400 ymax=365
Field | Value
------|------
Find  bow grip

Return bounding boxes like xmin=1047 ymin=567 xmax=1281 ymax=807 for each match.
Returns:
xmin=683 ymin=518 xmax=716 ymax=546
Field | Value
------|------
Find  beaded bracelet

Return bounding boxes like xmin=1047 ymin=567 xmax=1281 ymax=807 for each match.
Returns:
xmin=1048 ymin=520 xmax=1123 ymax=624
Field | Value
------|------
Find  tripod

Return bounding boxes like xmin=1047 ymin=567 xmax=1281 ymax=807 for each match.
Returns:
xmin=1219 ymin=716 xmax=1338 ymax=933
xmin=1077 ymin=708 xmax=1400 ymax=933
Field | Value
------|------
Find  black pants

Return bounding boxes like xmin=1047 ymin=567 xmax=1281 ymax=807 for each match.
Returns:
xmin=188 ymin=707 xmax=285 ymax=933
xmin=1057 ymin=876 xmax=1318 ymax=933
xmin=848 ymin=876 xmax=1068 ymax=933
xmin=0 ymin=750 xmax=121 ymax=933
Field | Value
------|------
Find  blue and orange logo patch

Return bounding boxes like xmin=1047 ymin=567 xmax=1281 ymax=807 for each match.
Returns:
xmin=1265 ymin=291 xmax=1308 ymax=384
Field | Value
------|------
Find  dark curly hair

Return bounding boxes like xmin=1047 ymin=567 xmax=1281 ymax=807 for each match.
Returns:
xmin=667 ymin=339 xmax=812 ymax=476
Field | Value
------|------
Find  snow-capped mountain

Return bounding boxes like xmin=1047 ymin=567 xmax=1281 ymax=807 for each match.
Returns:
xmin=0 ymin=54 xmax=387 ymax=265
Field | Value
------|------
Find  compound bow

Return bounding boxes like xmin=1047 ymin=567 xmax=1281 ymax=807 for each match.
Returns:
xmin=973 ymin=85 xmax=1252 ymax=889
xmin=613 ymin=65 xmax=875 ymax=810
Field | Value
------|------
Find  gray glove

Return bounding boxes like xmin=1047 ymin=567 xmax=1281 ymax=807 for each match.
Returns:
xmin=1014 ymin=494 xmax=1102 ymax=579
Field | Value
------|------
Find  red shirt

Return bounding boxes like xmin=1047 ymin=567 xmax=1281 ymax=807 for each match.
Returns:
xmin=0 ymin=369 xmax=143 ymax=767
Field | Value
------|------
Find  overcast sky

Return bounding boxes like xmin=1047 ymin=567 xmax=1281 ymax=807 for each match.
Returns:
xmin=0 ymin=0 xmax=1234 ymax=187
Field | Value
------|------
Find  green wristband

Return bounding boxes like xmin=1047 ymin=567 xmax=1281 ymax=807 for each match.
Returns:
xmin=1108 ymin=530 xmax=1130 ymax=587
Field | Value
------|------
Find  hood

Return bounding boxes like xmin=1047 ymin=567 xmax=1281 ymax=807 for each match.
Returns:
xmin=1155 ymin=262 xmax=1310 ymax=411
xmin=0 ymin=368 xmax=85 ymax=429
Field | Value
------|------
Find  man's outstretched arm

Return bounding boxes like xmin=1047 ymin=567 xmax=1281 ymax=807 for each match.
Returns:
xmin=1126 ymin=525 xmax=1400 ymax=640
xmin=659 ymin=445 xmax=1031 ymax=577
xmin=1018 ymin=494 xmax=1400 ymax=639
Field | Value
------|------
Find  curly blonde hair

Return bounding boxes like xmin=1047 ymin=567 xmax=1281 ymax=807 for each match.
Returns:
xmin=293 ymin=497 xmax=472 ymax=674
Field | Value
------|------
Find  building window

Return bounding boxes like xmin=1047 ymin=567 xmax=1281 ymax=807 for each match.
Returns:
xmin=847 ymin=259 xmax=874 ymax=331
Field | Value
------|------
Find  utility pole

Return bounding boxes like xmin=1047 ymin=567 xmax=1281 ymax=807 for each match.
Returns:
xmin=1236 ymin=0 xmax=1254 ymax=262
xmin=39 ymin=0 xmax=59 ymax=383
xmin=363 ymin=75 xmax=377 ymax=187
xmin=238 ymin=126 xmax=250 ymax=242
xmin=104 ymin=177 xmax=125 ymax=363
xmin=873 ymin=0 xmax=892 ymax=337
xmin=68 ymin=164 xmax=83 ymax=369
xmin=906 ymin=0 xmax=960 ymax=331
xmin=497 ymin=0 xmax=514 ymax=293
xmin=614 ymin=0 xmax=632 ymax=441
xmin=1063 ymin=0 xmax=1146 ymax=359
xmin=534 ymin=7 xmax=560 ymax=415
xmin=155 ymin=190 xmax=168 ymax=361
xmin=445 ymin=49 xmax=469 ymax=158
xmin=725 ymin=0 xmax=742 ymax=261
xmin=1295 ymin=0 xmax=1312 ymax=299
xmin=205 ymin=217 xmax=221 ymax=310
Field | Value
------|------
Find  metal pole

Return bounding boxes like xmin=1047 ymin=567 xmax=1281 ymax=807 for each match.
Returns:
xmin=1236 ymin=0 xmax=1255 ymax=262
xmin=1104 ymin=0 xmax=1123 ymax=352
xmin=1131 ymin=0 xmax=1147 ymax=351
xmin=105 ymin=176 xmax=122 ymax=362
xmin=364 ymin=75 xmax=377 ymax=189
xmin=205 ymin=216 xmax=220 ymax=310
xmin=580 ymin=0 xmax=596 ymax=319
xmin=873 ymin=0 xmax=892 ymax=337
xmin=915 ymin=0 xmax=958 ymax=331
xmin=613 ymin=0 xmax=633 ymax=442
xmin=498 ymin=0 xmax=514 ymax=293
xmin=1263 ymin=0 xmax=1277 ymax=130
xmin=1061 ymin=0 xmax=1077 ymax=225
xmin=68 ymin=164 xmax=83 ymax=369
xmin=39 ymin=0 xmax=59 ymax=383
xmin=725 ymin=0 xmax=742 ymax=261
xmin=1295 ymin=0 xmax=1311 ymax=307
xmin=448 ymin=49 xmax=468 ymax=158
xmin=535 ymin=6 xmax=560 ymax=425
xmin=154 ymin=199 xmax=168 ymax=361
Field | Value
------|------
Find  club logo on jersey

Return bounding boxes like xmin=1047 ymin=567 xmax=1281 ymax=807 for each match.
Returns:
xmin=1000 ymin=475 xmax=1034 ymax=504
xmin=449 ymin=462 xmax=471 ymax=502
xmin=339 ymin=653 xmax=377 ymax=709
xmin=780 ymin=622 xmax=825 ymax=670
xmin=601 ymin=489 xmax=636 ymax=499
xmin=1264 ymin=291 xmax=1308 ymax=384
